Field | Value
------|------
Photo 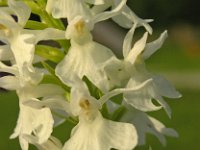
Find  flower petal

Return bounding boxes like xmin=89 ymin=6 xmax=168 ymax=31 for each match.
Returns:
xmin=63 ymin=111 xmax=137 ymax=150
xmin=25 ymin=28 xmax=65 ymax=44
xmin=24 ymin=96 xmax=70 ymax=114
xmin=92 ymin=0 xmax=127 ymax=24
xmin=124 ymin=78 xmax=162 ymax=112
xmin=51 ymin=0 xmax=92 ymax=21
xmin=55 ymin=40 xmax=114 ymax=92
xmin=122 ymin=108 xmax=178 ymax=146
xmin=126 ymin=32 xmax=148 ymax=64
xmin=8 ymin=0 xmax=31 ymax=26
xmin=153 ymin=75 xmax=182 ymax=99
xmin=111 ymin=1 xmax=153 ymax=33
xmin=123 ymin=23 xmax=137 ymax=58
xmin=0 ymin=76 xmax=20 ymax=90
xmin=10 ymin=102 xmax=54 ymax=145
xmin=142 ymin=31 xmax=168 ymax=60
xmin=10 ymin=33 xmax=35 ymax=72
xmin=23 ymin=135 xmax=62 ymax=150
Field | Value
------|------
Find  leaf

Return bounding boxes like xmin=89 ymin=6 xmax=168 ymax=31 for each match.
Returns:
xmin=25 ymin=20 xmax=48 ymax=30
xmin=41 ymin=62 xmax=70 ymax=92
xmin=82 ymin=76 xmax=103 ymax=99
xmin=111 ymin=106 xmax=127 ymax=121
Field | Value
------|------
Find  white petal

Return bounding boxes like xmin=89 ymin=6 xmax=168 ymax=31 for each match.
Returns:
xmin=52 ymin=0 xmax=92 ymax=21
xmin=0 ymin=62 xmax=18 ymax=75
xmin=0 ymin=45 xmax=13 ymax=61
xmin=46 ymin=0 xmax=54 ymax=14
xmin=8 ymin=0 xmax=31 ymax=26
xmin=92 ymin=0 xmax=127 ymax=24
xmin=122 ymin=108 xmax=178 ymax=146
xmin=10 ymin=102 xmax=54 ymax=144
xmin=125 ymin=32 xmax=148 ymax=64
xmin=91 ymin=1 xmax=112 ymax=14
xmin=122 ymin=24 xmax=137 ymax=58
xmin=124 ymin=78 xmax=162 ymax=112
xmin=0 ymin=76 xmax=20 ymax=90
xmin=63 ymin=111 xmax=137 ymax=150
xmin=153 ymin=75 xmax=182 ymax=99
xmin=23 ymin=135 xmax=62 ymax=150
xmin=142 ymin=31 xmax=168 ymax=60
xmin=55 ymin=40 xmax=114 ymax=92
xmin=148 ymin=116 xmax=178 ymax=145
xmin=24 ymin=96 xmax=70 ymax=114
xmin=111 ymin=2 xmax=153 ymax=33
xmin=26 ymin=28 xmax=65 ymax=44
xmin=10 ymin=33 xmax=35 ymax=72
xmin=99 ymin=78 xmax=153 ymax=105
xmin=101 ymin=56 xmax=131 ymax=89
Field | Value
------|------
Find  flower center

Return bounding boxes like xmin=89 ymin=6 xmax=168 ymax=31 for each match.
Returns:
xmin=79 ymin=99 xmax=90 ymax=110
xmin=75 ymin=20 xmax=85 ymax=34
xmin=0 ymin=24 xmax=11 ymax=37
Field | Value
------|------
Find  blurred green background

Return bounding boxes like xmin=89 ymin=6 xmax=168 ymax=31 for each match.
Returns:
xmin=1 ymin=0 xmax=200 ymax=149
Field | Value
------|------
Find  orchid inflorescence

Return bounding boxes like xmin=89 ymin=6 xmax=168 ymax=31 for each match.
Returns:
xmin=0 ymin=0 xmax=181 ymax=150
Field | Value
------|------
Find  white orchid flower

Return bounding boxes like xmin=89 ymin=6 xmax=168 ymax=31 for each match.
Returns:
xmin=25 ymin=77 xmax=152 ymax=150
xmin=122 ymin=107 xmax=178 ymax=146
xmin=0 ymin=62 xmax=65 ymax=150
xmin=0 ymin=0 xmax=65 ymax=74
xmin=56 ymin=17 xmax=113 ymax=92
xmin=62 ymin=78 xmax=139 ymax=150
xmin=102 ymin=25 xmax=181 ymax=117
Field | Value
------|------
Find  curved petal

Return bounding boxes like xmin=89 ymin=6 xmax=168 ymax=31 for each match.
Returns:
xmin=25 ymin=28 xmax=65 ymax=44
xmin=8 ymin=0 xmax=31 ymax=26
xmin=63 ymin=111 xmax=137 ymax=150
xmin=92 ymin=0 xmax=127 ymax=24
xmin=148 ymin=116 xmax=178 ymax=146
xmin=24 ymin=96 xmax=70 ymax=114
xmin=122 ymin=108 xmax=178 ymax=146
xmin=122 ymin=23 xmax=137 ymax=58
xmin=153 ymin=75 xmax=182 ymax=99
xmin=99 ymin=78 xmax=153 ymax=105
xmin=111 ymin=1 xmax=153 ymax=33
xmin=125 ymin=32 xmax=148 ymax=64
xmin=51 ymin=0 xmax=92 ymax=21
xmin=0 ymin=62 xmax=18 ymax=75
xmin=124 ymin=78 xmax=162 ymax=112
xmin=142 ymin=31 xmax=168 ymax=60
xmin=91 ymin=1 xmax=112 ymax=14
xmin=0 ymin=76 xmax=19 ymax=90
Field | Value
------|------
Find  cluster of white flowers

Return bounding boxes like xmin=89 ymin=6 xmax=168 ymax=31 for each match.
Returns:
xmin=0 ymin=0 xmax=181 ymax=150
